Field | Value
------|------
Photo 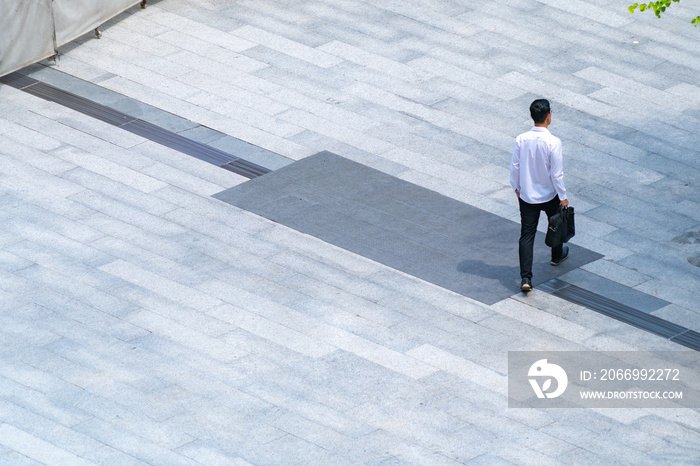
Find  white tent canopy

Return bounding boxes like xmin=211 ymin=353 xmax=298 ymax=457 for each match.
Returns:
xmin=0 ymin=0 xmax=142 ymax=77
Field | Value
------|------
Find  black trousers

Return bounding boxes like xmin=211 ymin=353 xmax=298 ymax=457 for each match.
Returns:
xmin=518 ymin=195 xmax=563 ymax=279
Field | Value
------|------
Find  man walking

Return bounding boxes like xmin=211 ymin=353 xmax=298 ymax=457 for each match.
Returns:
xmin=510 ymin=99 xmax=569 ymax=292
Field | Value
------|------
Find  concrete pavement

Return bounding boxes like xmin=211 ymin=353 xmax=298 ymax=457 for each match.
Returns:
xmin=1 ymin=0 xmax=699 ymax=463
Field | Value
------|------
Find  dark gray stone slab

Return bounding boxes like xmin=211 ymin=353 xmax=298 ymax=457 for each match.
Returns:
xmin=215 ymin=152 xmax=604 ymax=305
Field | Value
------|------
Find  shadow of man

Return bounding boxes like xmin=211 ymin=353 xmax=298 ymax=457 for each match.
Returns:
xmin=457 ymin=259 xmax=521 ymax=295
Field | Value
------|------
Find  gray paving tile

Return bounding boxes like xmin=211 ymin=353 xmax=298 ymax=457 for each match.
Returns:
xmin=358 ymin=429 xmax=460 ymax=465
xmin=80 ymin=444 xmax=147 ymax=466
xmin=14 ymin=264 xmax=136 ymax=317
xmin=558 ymin=269 xmax=668 ymax=313
xmin=162 ymin=208 xmax=283 ymax=258
xmin=108 ymin=277 xmax=235 ymax=337
xmin=350 ymin=401 xmax=496 ymax=462
xmin=30 ymin=100 xmax=147 ymax=149
xmin=246 ymin=45 xmax=349 ymax=91
xmin=242 ymin=380 xmax=375 ymax=438
xmin=80 ymin=212 xmax=208 ymax=267
xmin=138 ymin=161 xmax=232 ymax=197
xmin=202 ymin=299 xmax=336 ymax=359
xmin=0 ymin=250 xmax=34 ymax=273
xmin=232 ymin=25 xmax=343 ymax=68
xmin=337 ymin=62 xmax=447 ymax=106
xmin=288 ymin=130 xmax=409 ymax=176
xmin=175 ymin=125 xmax=225 ymax=144
xmin=616 ymin=253 xmax=700 ymax=293
xmin=0 ymin=446 xmax=44 ymax=466
xmin=308 ymin=1 xmax=407 ymax=46
xmin=121 ymin=135 xmax=247 ymax=186
xmin=60 ymin=167 xmax=179 ymax=217
xmin=126 ymin=309 xmax=246 ymax=363
xmin=2 ymin=0 xmax=700 ymax=463
xmin=652 ymin=305 xmax=700 ymax=327
xmin=208 ymin=135 xmax=292 ymax=170
xmin=68 ymin=190 xmax=186 ymax=238
xmin=176 ymin=440 xmax=252 ymax=466
xmin=0 ymin=373 xmax=88 ymax=429
xmin=272 ymin=273 xmax=407 ymax=328
xmin=23 ymin=64 xmax=195 ymax=132
xmin=99 ymin=259 xmax=222 ymax=311
xmin=0 ymin=154 xmax=84 ymax=203
xmin=587 ymin=205 xmax=688 ymax=243
xmin=150 ymin=185 xmax=274 ymax=235
xmin=254 ymin=433 xmax=340 ymax=464
xmin=541 ymin=421 xmax=654 ymax=464
xmin=0 ymin=132 xmax=66 ymax=171
xmin=0 ymin=423 xmax=95 ymax=466
xmin=581 ymin=258 xmax=653 ymax=288
xmin=219 ymin=6 xmax=326 ymax=47
xmin=467 ymin=453 xmax=516 ymax=465
xmin=2 ymin=209 xmax=103 ymax=253
xmin=4 ymin=240 xmax=128 ymax=292
xmin=635 ymin=280 xmax=700 ymax=315
xmin=49 ymin=144 xmax=164 ymax=192
xmin=631 ymin=415 xmax=700 ymax=448
xmin=71 ymin=418 xmax=200 ymax=466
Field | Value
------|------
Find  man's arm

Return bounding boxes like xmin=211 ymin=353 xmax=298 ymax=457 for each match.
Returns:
xmin=510 ymin=140 xmax=521 ymax=198
xmin=549 ymin=140 xmax=568 ymax=206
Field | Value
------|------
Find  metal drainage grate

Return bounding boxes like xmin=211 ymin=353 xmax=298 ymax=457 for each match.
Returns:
xmin=539 ymin=279 xmax=700 ymax=351
xmin=0 ymin=72 xmax=271 ymax=179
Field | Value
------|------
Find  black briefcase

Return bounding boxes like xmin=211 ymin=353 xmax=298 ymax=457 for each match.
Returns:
xmin=545 ymin=205 xmax=575 ymax=248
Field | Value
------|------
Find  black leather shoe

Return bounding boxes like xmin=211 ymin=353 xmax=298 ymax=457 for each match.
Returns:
xmin=551 ymin=245 xmax=569 ymax=266
xmin=521 ymin=278 xmax=532 ymax=292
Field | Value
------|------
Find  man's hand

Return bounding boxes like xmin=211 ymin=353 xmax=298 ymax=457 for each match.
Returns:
xmin=515 ymin=190 xmax=520 ymax=199
xmin=560 ymin=198 xmax=569 ymax=207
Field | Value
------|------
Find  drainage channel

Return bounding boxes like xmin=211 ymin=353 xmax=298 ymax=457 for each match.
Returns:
xmin=540 ymin=279 xmax=700 ymax=351
xmin=0 ymin=72 xmax=272 ymax=179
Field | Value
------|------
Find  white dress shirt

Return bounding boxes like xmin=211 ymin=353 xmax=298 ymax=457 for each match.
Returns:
xmin=510 ymin=126 xmax=567 ymax=204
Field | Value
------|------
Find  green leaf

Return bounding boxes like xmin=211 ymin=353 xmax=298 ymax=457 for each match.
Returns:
xmin=627 ymin=0 xmax=700 ymax=28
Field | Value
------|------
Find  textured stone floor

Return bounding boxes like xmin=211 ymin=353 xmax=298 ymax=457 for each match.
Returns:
xmin=1 ymin=0 xmax=699 ymax=464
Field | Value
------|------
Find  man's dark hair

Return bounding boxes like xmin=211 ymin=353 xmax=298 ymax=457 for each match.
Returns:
xmin=530 ymin=99 xmax=550 ymax=124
